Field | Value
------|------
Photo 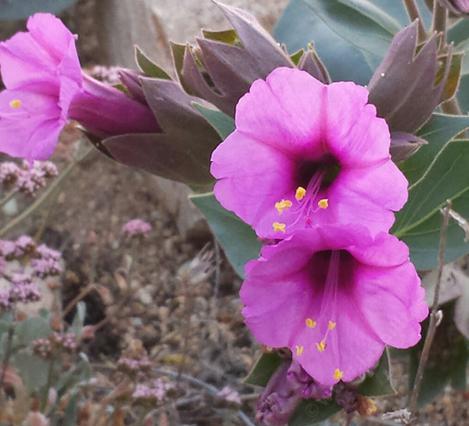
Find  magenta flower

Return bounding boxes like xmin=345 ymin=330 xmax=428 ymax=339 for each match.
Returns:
xmin=0 ymin=14 xmax=157 ymax=162
xmin=240 ymin=225 xmax=428 ymax=386
xmin=211 ymin=68 xmax=408 ymax=238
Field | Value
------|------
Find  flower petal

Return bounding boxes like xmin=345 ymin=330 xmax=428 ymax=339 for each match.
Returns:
xmin=354 ymin=262 xmax=428 ymax=348
xmin=0 ymin=90 xmax=63 ymax=160
xmin=211 ymin=130 xmax=296 ymax=237
xmin=325 ymin=166 xmax=403 ymax=235
xmin=325 ymin=82 xmax=391 ymax=167
xmin=235 ymin=67 xmax=326 ymax=157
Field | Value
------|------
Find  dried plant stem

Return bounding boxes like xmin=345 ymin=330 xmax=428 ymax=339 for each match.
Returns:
xmin=0 ymin=320 xmax=15 ymax=390
xmin=155 ymin=368 xmax=256 ymax=426
xmin=408 ymin=200 xmax=452 ymax=421
xmin=403 ymin=0 xmax=427 ymax=42
xmin=447 ymin=208 xmax=469 ymax=240
xmin=0 ymin=188 xmax=18 ymax=210
xmin=62 ymin=285 xmax=96 ymax=319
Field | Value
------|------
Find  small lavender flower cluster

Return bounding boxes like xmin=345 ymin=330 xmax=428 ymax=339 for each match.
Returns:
xmin=0 ymin=160 xmax=58 ymax=196
xmin=33 ymin=332 xmax=78 ymax=358
xmin=117 ymin=355 xmax=152 ymax=375
xmin=0 ymin=236 xmax=63 ymax=310
xmin=132 ymin=379 xmax=175 ymax=404
xmin=121 ymin=219 xmax=152 ymax=239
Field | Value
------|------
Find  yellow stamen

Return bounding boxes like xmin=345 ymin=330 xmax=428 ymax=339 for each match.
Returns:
xmin=328 ymin=321 xmax=336 ymax=330
xmin=275 ymin=199 xmax=292 ymax=214
xmin=305 ymin=318 xmax=317 ymax=328
xmin=318 ymin=198 xmax=329 ymax=209
xmin=272 ymin=222 xmax=286 ymax=233
xmin=316 ymin=341 xmax=326 ymax=352
xmin=333 ymin=368 xmax=344 ymax=381
xmin=9 ymin=99 xmax=22 ymax=109
xmin=295 ymin=345 xmax=304 ymax=356
xmin=295 ymin=186 xmax=306 ymax=201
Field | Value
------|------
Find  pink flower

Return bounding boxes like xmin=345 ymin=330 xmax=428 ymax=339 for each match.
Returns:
xmin=0 ymin=14 xmax=157 ymax=162
xmin=211 ymin=68 xmax=408 ymax=238
xmin=122 ymin=219 xmax=152 ymax=238
xmin=240 ymin=225 xmax=428 ymax=387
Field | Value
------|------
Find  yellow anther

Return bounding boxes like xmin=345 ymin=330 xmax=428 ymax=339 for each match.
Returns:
xmin=333 ymin=368 xmax=344 ymax=381
xmin=295 ymin=186 xmax=306 ymax=201
xmin=318 ymin=198 xmax=329 ymax=209
xmin=316 ymin=341 xmax=326 ymax=352
xmin=328 ymin=321 xmax=336 ymax=330
xmin=272 ymin=222 xmax=286 ymax=233
xmin=305 ymin=318 xmax=317 ymax=328
xmin=275 ymin=199 xmax=292 ymax=214
xmin=295 ymin=345 xmax=304 ymax=356
xmin=9 ymin=99 xmax=22 ymax=109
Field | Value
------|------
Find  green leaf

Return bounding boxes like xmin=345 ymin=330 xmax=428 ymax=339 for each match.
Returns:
xmin=399 ymin=191 xmax=469 ymax=270
xmin=400 ymin=113 xmax=469 ymax=187
xmin=0 ymin=0 xmax=77 ymax=20
xmin=244 ymin=352 xmax=284 ymax=386
xmin=15 ymin=316 xmax=51 ymax=347
xmin=135 ymin=46 xmax=171 ymax=79
xmin=12 ymin=351 xmax=49 ymax=392
xmin=192 ymin=103 xmax=235 ymax=139
xmin=357 ymin=350 xmax=395 ymax=396
xmin=395 ymin=140 xmax=469 ymax=235
xmin=274 ymin=0 xmax=400 ymax=84
xmin=290 ymin=399 xmax=341 ymax=426
xmin=190 ymin=193 xmax=260 ymax=277
xmin=63 ymin=392 xmax=80 ymax=426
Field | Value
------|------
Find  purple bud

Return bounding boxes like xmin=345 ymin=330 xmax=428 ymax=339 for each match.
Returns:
xmin=15 ymin=235 xmax=36 ymax=257
xmin=256 ymin=360 xmax=332 ymax=426
xmin=334 ymin=382 xmax=359 ymax=414
xmin=438 ymin=0 xmax=469 ymax=15
xmin=69 ymin=74 xmax=159 ymax=138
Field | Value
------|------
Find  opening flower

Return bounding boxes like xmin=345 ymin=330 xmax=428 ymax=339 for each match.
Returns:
xmin=211 ymin=67 xmax=408 ymax=238
xmin=240 ymin=225 xmax=428 ymax=386
xmin=0 ymin=14 xmax=157 ymax=162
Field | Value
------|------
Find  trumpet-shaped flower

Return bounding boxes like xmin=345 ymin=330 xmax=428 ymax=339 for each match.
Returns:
xmin=0 ymin=14 xmax=157 ymax=162
xmin=240 ymin=225 xmax=428 ymax=386
xmin=211 ymin=67 xmax=408 ymax=238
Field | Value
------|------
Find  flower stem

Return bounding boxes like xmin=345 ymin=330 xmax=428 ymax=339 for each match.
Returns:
xmin=408 ymin=200 xmax=452 ymax=421
xmin=403 ymin=0 xmax=427 ymax=42
xmin=0 ymin=320 xmax=15 ymax=390
xmin=0 ymin=188 xmax=18 ymax=211
xmin=432 ymin=0 xmax=447 ymax=43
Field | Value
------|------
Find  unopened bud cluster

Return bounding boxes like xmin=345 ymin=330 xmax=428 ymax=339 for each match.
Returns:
xmin=121 ymin=219 xmax=152 ymax=239
xmin=117 ymin=355 xmax=152 ymax=376
xmin=132 ymin=379 xmax=175 ymax=404
xmin=0 ymin=160 xmax=58 ymax=196
xmin=33 ymin=332 xmax=78 ymax=358
xmin=0 ymin=236 xmax=63 ymax=311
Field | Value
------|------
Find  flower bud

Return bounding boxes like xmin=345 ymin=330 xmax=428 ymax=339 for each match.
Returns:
xmin=438 ymin=0 xmax=469 ymax=15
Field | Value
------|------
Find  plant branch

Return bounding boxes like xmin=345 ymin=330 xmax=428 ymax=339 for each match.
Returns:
xmin=403 ymin=0 xmax=427 ymax=42
xmin=408 ymin=200 xmax=451 ymax=420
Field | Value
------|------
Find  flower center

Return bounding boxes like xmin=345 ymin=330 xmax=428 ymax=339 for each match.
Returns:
xmin=272 ymin=156 xmax=340 ymax=233
xmin=296 ymin=250 xmax=355 ymax=382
